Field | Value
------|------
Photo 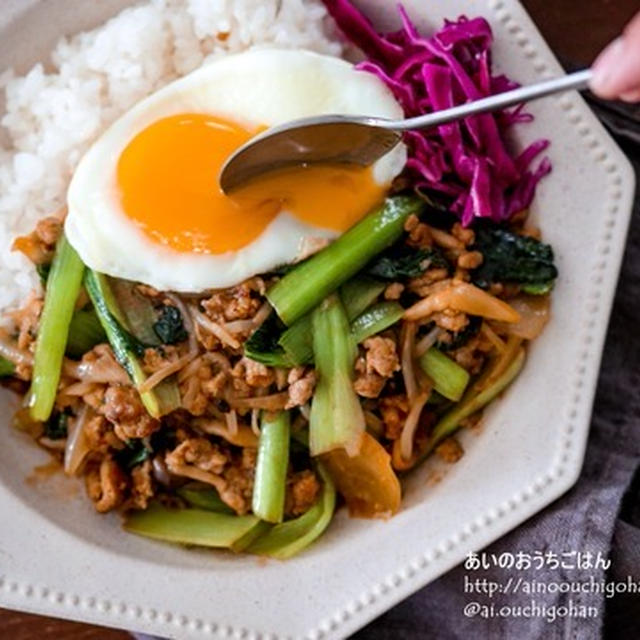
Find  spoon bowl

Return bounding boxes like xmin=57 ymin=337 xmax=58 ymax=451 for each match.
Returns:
xmin=220 ymin=69 xmax=593 ymax=193
xmin=219 ymin=116 xmax=402 ymax=192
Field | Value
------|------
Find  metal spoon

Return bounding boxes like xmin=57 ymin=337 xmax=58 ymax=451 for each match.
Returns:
xmin=219 ymin=68 xmax=592 ymax=193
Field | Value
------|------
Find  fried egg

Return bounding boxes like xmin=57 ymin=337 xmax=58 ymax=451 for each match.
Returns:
xmin=65 ymin=48 xmax=406 ymax=292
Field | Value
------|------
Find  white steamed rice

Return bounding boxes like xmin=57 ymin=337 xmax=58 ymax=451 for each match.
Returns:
xmin=0 ymin=0 xmax=343 ymax=314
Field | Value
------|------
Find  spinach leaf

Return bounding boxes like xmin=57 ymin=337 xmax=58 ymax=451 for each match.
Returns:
xmin=153 ymin=305 xmax=188 ymax=345
xmin=244 ymin=311 xmax=293 ymax=367
xmin=471 ymin=226 xmax=558 ymax=292
xmin=115 ymin=439 xmax=153 ymax=469
xmin=366 ymin=244 xmax=449 ymax=280
xmin=44 ymin=411 xmax=69 ymax=440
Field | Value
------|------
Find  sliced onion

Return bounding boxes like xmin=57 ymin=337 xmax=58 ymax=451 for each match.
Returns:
xmin=502 ymin=294 xmax=550 ymax=340
xmin=64 ymin=358 xmax=128 ymax=384
xmin=414 ymin=326 xmax=443 ymax=358
xmin=401 ymin=321 xmax=418 ymax=403
xmin=64 ymin=405 xmax=92 ymax=476
xmin=405 ymin=281 xmax=520 ymax=324
xmin=0 ymin=337 xmax=32 ymax=366
xmin=274 ymin=367 xmax=288 ymax=390
xmin=181 ymin=376 xmax=200 ymax=411
xmin=399 ymin=391 xmax=430 ymax=461
xmin=177 ymin=355 xmax=203 ymax=383
xmin=251 ymin=301 xmax=273 ymax=328
xmin=223 ymin=318 xmax=254 ymax=334
xmin=164 ymin=461 xmax=227 ymax=494
xmin=194 ymin=418 xmax=259 ymax=447
xmin=481 ymin=322 xmax=506 ymax=352
xmin=250 ymin=409 xmax=260 ymax=437
xmin=299 ymin=402 xmax=311 ymax=421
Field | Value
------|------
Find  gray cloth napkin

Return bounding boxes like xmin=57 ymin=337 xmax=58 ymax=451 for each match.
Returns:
xmin=355 ymin=101 xmax=640 ymax=640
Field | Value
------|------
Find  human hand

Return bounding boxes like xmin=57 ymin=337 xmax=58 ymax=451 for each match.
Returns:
xmin=591 ymin=11 xmax=640 ymax=102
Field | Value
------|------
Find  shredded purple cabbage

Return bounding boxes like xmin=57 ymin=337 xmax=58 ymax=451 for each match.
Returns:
xmin=322 ymin=0 xmax=551 ymax=225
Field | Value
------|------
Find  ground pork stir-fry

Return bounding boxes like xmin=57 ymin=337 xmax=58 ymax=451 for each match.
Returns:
xmin=0 ymin=194 xmax=555 ymax=558
xmin=0 ymin=0 xmax=561 ymax=560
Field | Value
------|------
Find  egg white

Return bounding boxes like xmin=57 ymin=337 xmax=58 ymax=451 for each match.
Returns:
xmin=65 ymin=48 xmax=407 ymax=292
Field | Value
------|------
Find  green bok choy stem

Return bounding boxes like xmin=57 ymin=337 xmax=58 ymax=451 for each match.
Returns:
xmin=340 ymin=276 xmax=387 ymax=320
xmin=66 ymin=308 xmax=107 ymax=358
xmin=177 ymin=486 xmax=234 ymax=514
xmin=29 ymin=234 xmax=85 ymax=421
xmin=425 ymin=347 xmax=526 ymax=455
xmin=278 ymin=276 xmax=387 ymax=366
xmin=252 ymin=410 xmax=290 ymax=523
xmin=267 ymin=196 xmax=423 ymax=325
xmin=350 ymin=302 xmax=404 ymax=345
xmin=418 ymin=347 xmax=470 ymax=402
xmin=124 ymin=504 xmax=263 ymax=549
xmin=247 ymin=464 xmax=335 ymax=559
xmin=309 ymin=294 xmax=364 ymax=457
xmin=85 ymin=270 xmax=179 ymax=418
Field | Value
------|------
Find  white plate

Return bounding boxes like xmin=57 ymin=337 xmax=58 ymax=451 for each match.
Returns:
xmin=0 ymin=1 xmax=635 ymax=638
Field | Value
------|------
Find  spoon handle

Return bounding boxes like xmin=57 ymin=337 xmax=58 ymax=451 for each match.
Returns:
xmin=388 ymin=69 xmax=593 ymax=131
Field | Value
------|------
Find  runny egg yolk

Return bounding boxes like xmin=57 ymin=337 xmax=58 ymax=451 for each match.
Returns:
xmin=116 ymin=113 xmax=386 ymax=254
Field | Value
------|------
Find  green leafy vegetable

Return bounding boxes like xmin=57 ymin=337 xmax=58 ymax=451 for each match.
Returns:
xmin=471 ymin=226 xmax=558 ymax=292
xmin=66 ymin=308 xmax=107 ymax=358
xmin=0 ymin=356 xmax=15 ymax=377
xmin=29 ymin=234 xmax=85 ymax=421
xmin=115 ymin=439 xmax=153 ymax=469
xmin=44 ymin=411 xmax=69 ymax=440
xmin=85 ymin=269 xmax=179 ymax=418
xmin=244 ymin=311 xmax=294 ymax=367
xmin=267 ymin=196 xmax=423 ymax=325
xmin=153 ymin=305 xmax=188 ymax=345
xmin=366 ymin=244 xmax=448 ymax=280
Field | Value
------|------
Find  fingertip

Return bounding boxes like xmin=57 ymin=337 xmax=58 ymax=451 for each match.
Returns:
xmin=590 ymin=37 xmax=625 ymax=98
xmin=619 ymin=88 xmax=640 ymax=103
